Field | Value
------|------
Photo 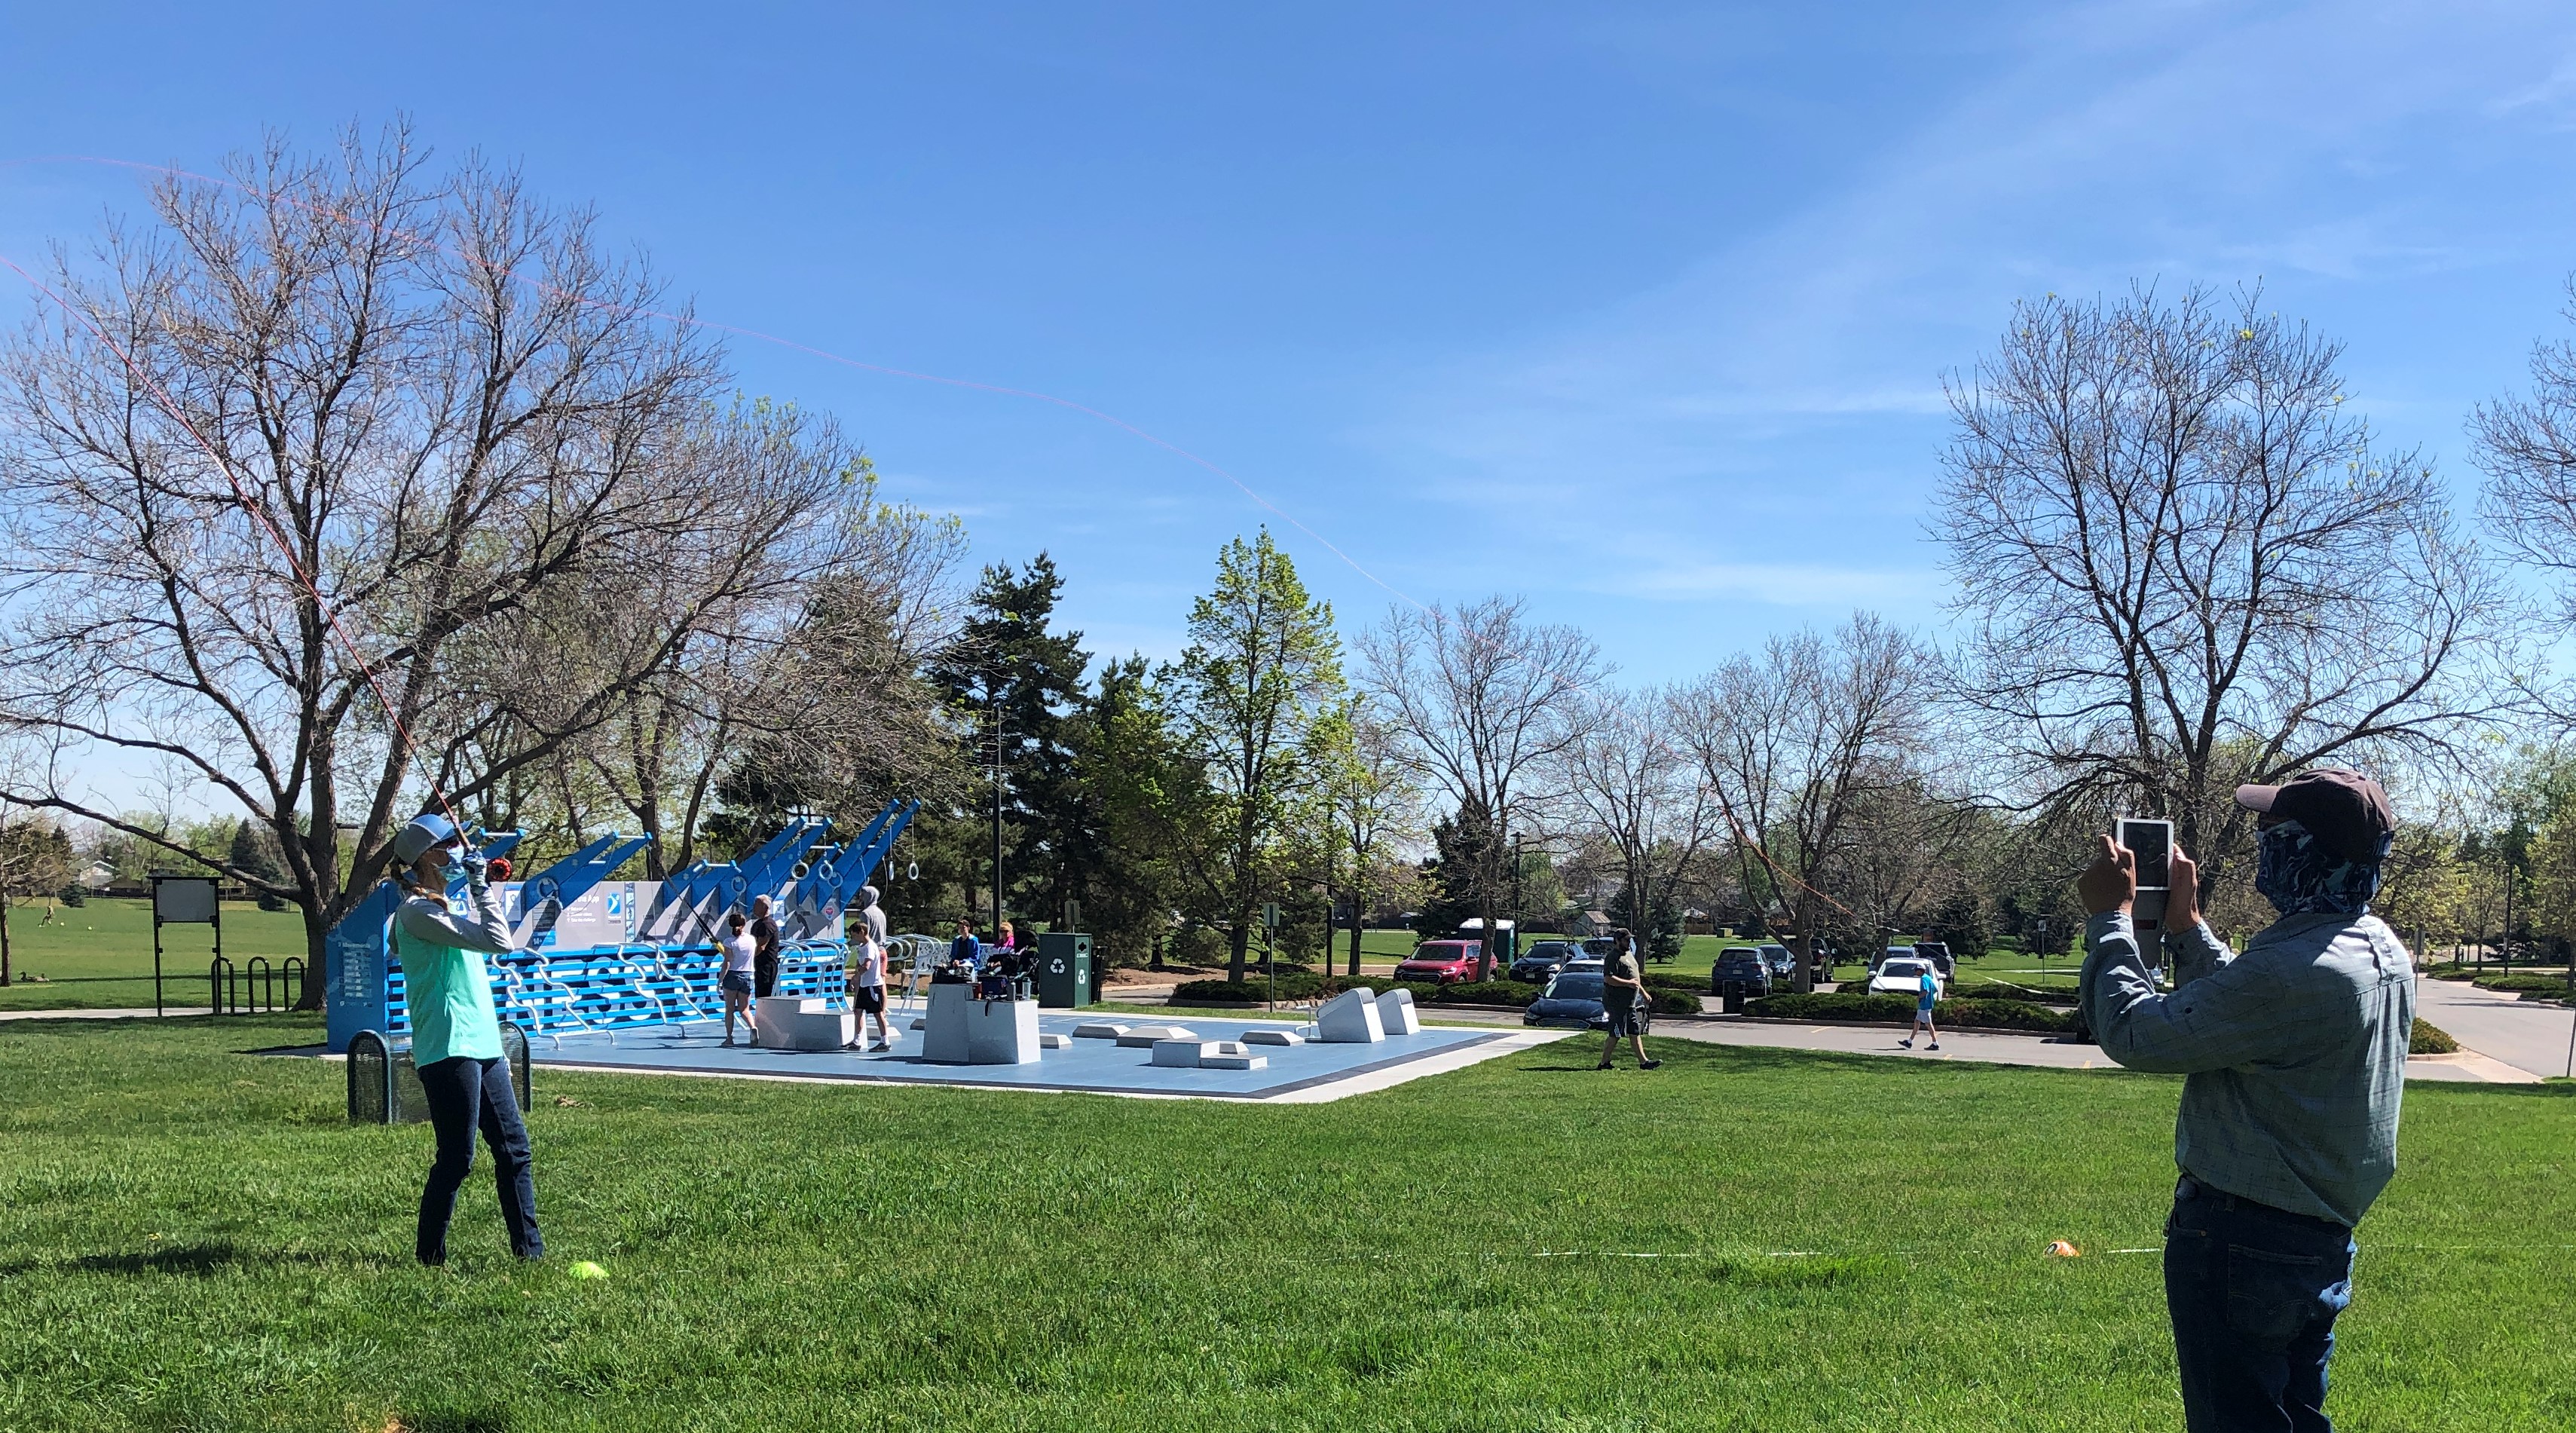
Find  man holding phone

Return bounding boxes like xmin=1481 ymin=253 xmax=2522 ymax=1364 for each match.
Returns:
xmin=2077 ymin=771 xmax=2412 ymax=1432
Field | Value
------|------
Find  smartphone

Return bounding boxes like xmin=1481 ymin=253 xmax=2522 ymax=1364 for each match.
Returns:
xmin=2118 ymin=819 xmax=2173 ymax=889
xmin=2117 ymin=818 xmax=2174 ymax=932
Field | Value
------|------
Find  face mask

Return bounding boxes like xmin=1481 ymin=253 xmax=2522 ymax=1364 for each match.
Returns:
xmin=2253 ymin=819 xmax=2389 ymax=917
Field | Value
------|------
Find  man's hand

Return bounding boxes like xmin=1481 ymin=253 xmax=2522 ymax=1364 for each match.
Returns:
xmin=2167 ymin=844 xmax=2199 ymax=929
xmin=2079 ymin=834 xmax=2136 ymax=916
xmin=458 ymin=846 xmax=491 ymax=888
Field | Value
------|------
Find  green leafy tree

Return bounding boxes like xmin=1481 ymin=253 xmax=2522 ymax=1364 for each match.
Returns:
xmin=228 ymin=819 xmax=290 ymax=911
xmin=921 ymin=555 xmax=1092 ymax=931
xmin=1068 ymin=654 xmax=1213 ymax=966
xmin=1168 ymin=531 xmax=1345 ymax=982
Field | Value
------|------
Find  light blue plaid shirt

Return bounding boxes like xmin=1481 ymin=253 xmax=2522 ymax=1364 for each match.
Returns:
xmin=2082 ymin=910 xmax=2415 ymax=1226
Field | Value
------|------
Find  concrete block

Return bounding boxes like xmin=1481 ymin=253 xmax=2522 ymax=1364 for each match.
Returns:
xmin=1070 ymin=1022 xmax=1131 ymax=1040
xmin=755 ymin=996 xmax=852 ymax=1052
xmin=1201 ymin=1053 xmax=1268 ymax=1071
xmin=1375 ymin=987 xmax=1421 ymax=1036
xmin=1115 ymin=1024 xmax=1199 ymax=1048
xmin=1212 ymin=1040 xmax=1247 ymax=1055
xmin=909 ymin=1018 xmax=927 ymax=1030
xmin=1037 ymin=1032 xmax=1072 ymax=1049
xmin=1315 ymin=988 xmax=1384 ymax=1043
xmin=1241 ymin=1029 xmax=1304 ymax=1046
xmin=965 ymin=997 xmax=1041 ymax=1065
xmin=1150 ymin=1039 xmax=1217 ymax=1067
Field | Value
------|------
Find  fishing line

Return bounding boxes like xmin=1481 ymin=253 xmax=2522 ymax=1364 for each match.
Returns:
xmin=0 ymin=246 xmax=464 ymax=836
xmin=0 ymin=152 xmax=1868 ymax=917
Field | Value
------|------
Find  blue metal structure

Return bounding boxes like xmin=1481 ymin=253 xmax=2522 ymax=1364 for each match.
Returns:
xmin=324 ymin=801 xmax=917 ymax=1052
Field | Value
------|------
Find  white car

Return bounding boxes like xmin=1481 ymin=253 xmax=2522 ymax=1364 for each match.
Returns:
xmin=1867 ymin=957 xmax=1944 ymax=1000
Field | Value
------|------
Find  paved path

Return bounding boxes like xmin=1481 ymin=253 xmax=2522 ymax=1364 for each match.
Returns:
xmin=0 ymin=1006 xmax=213 ymax=1021
xmin=2415 ymin=975 xmax=2574 ymax=1080
xmin=1369 ymin=1003 xmax=2531 ymax=1082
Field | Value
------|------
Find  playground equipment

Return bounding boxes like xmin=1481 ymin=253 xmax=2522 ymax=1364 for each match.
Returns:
xmin=323 ymin=801 xmax=917 ymax=1053
xmin=346 ymin=1023 xmax=532 ymax=1124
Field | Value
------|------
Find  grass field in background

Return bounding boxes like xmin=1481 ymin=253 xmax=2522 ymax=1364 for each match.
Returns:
xmin=4 ymin=1013 xmax=2571 ymax=1431
xmin=0 ymin=899 xmax=313 ymax=1012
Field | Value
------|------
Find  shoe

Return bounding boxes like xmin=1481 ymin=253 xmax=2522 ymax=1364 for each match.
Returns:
xmin=720 ymin=1037 xmax=736 ymax=1048
xmin=1928 ymin=1043 xmax=1941 ymax=1051
xmin=1595 ymin=1063 xmax=1614 ymax=1070
xmin=1898 ymin=1039 xmax=1912 ymax=1049
xmin=1641 ymin=1058 xmax=1663 ymax=1070
xmin=870 ymin=1042 xmax=892 ymax=1053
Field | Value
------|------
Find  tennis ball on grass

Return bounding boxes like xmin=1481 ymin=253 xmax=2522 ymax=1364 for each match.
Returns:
xmin=570 ymin=1260 xmax=609 ymax=1280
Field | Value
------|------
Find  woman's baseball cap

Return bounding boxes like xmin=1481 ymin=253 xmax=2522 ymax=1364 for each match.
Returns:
xmin=392 ymin=813 xmax=462 ymax=865
xmin=2234 ymin=770 xmax=2396 ymax=862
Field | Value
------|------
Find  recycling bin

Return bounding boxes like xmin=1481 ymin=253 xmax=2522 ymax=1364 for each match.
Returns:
xmin=1036 ymin=931 xmax=1092 ymax=1009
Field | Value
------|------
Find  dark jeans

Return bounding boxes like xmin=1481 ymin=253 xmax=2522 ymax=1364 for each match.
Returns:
xmin=754 ymin=954 xmax=779 ymax=998
xmin=2165 ymin=1174 xmax=2354 ymax=1432
xmin=417 ymin=1055 xmax=543 ymax=1265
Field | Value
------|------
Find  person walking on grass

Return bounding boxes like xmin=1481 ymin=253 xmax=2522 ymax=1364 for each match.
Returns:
xmin=1899 ymin=962 xmax=1941 ymax=1051
xmin=716 ymin=911 xmax=757 ymax=1046
xmin=2079 ymin=770 xmax=2411 ymax=1433
xmin=1597 ymin=926 xmax=1661 ymax=1070
xmin=390 ymin=813 xmax=542 ymax=1268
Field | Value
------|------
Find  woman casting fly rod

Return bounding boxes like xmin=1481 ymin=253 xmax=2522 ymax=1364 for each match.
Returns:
xmin=390 ymin=813 xmax=544 ymax=1267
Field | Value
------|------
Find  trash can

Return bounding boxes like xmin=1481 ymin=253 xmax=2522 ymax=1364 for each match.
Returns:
xmin=1721 ymin=979 xmax=1747 ymax=1015
xmin=1036 ymin=931 xmax=1092 ymax=1009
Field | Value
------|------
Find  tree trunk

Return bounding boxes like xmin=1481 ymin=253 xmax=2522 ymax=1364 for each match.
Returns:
xmin=1228 ymin=917 xmax=1250 ymax=984
xmin=1348 ymin=883 xmax=1364 ymax=978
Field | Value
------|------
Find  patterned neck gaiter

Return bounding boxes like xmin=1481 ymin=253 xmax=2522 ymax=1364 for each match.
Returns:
xmin=2253 ymin=819 xmax=2390 ymax=917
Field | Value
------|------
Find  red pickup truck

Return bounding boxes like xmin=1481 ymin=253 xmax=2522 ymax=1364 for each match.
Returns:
xmin=1393 ymin=940 xmax=1483 ymax=984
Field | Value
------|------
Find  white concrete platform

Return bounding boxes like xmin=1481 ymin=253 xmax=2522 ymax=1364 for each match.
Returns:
xmin=1151 ymin=1039 xmax=1218 ymax=1067
xmin=1201 ymin=1053 xmax=1268 ymax=1070
xmin=1316 ymin=988 xmax=1384 ymax=1043
xmin=1070 ymin=1022 xmax=1131 ymax=1040
xmin=1116 ymin=1024 xmax=1198 ymax=1048
xmin=1242 ymin=1029 xmax=1303 ymax=1046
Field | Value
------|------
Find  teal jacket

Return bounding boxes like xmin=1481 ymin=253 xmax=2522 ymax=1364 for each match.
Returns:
xmin=395 ymin=879 xmax=516 ymax=1065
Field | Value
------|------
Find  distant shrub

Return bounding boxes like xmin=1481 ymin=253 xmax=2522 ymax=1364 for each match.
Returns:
xmin=57 ymin=883 xmax=87 ymax=907
xmin=1744 ymin=991 xmax=2073 ymax=1033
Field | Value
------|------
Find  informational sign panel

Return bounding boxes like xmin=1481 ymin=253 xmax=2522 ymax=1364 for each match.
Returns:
xmin=154 ymin=877 xmax=219 ymax=925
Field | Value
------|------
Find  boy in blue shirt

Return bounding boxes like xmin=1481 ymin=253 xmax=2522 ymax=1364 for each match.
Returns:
xmin=1898 ymin=966 xmax=1940 ymax=1052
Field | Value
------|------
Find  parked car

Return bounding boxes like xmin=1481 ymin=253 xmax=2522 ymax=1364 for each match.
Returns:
xmin=1911 ymin=942 xmax=1956 ymax=976
xmin=1867 ymin=956 xmax=1944 ymax=1000
xmin=1580 ymin=936 xmax=1620 ymax=960
xmin=1508 ymin=939 xmax=1578 ymax=982
xmin=1710 ymin=948 xmax=1773 ymax=997
xmin=1523 ymin=968 xmax=1610 ymax=1028
xmin=1758 ymin=944 xmax=1796 ymax=981
xmin=1394 ymin=940 xmax=1483 ymax=984
xmin=1873 ymin=945 xmax=1916 ymax=972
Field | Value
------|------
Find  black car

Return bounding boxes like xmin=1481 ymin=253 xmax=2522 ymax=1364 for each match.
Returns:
xmin=1758 ymin=943 xmax=1796 ymax=981
xmin=1522 ymin=969 xmax=1609 ymax=1028
xmin=1510 ymin=939 xmax=1583 ymax=983
xmin=1710 ymin=947 xmax=1772 ymax=996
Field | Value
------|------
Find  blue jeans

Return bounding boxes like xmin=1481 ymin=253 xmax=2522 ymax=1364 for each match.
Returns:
xmin=2165 ymin=1174 xmax=2354 ymax=1431
xmin=417 ymin=1055 xmax=543 ymax=1265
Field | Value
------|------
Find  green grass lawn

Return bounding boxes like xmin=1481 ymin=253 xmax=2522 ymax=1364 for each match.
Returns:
xmin=4 ymin=1015 xmax=2571 ymax=1431
xmin=2 ymin=899 xmax=315 ymax=1012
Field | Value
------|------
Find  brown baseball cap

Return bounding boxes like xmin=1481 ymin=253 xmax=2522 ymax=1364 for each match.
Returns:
xmin=2235 ymin=769 xmax=2396 ymax=862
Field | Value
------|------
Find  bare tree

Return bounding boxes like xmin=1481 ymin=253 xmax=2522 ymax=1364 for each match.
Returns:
xmin=1935 ymin=285 xmax=2506 ymax=893
xmin=1554 ymin=685 xmax=1724 ymax=963
xmin=571 ymin=424 xmax=968 ymax=877
xmin=1321 ymin=694 xmax=1424 ymax=978
xmin=1360 ymin=596 xmax=1602 ymax=979
xmin=1676 ymin=615 xmax=1926 ymax=991
xmin=0 ymin=126 xmax=840 ymax=994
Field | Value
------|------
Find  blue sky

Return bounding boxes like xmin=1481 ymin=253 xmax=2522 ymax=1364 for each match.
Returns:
xmin=9 ymin=0 xmax=2576 ymax=687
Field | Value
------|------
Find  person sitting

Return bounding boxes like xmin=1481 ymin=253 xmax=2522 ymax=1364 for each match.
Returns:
xmin=949 ymin=916 xmax=982 ymax=975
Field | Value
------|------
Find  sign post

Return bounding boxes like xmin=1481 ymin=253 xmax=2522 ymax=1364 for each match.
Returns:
xmin=151 ymin=875 xmax=221 ymax=1017
xmin=1261 ymin=902 xmax=1282 ymax=1012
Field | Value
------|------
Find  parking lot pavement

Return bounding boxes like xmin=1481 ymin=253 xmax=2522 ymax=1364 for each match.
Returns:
xmin=2414 ymin=975 xmax=2574 ymax=1080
